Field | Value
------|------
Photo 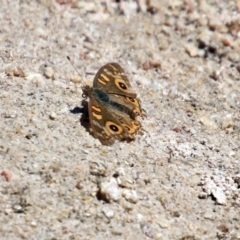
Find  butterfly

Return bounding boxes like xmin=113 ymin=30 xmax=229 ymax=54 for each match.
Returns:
xmin=82 ymin=63 xmax=144 ymax=146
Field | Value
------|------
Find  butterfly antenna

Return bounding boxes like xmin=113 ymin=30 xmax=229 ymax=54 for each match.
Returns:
xmin=67 ymin=56 xmax=86 ymax=85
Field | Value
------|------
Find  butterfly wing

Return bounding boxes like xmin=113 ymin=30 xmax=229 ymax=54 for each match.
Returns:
xmin=88 ymin=95 xmax=141 ymax=146
xmin=85 ymin=62 xmax=143 ymax=145
xmin=92 ymin=63 xmax=136 ymax=97
xmin=92 ymin=63 xmax=143 ymax=117
xmin=108 ymin=93 xmax=143 ymax=118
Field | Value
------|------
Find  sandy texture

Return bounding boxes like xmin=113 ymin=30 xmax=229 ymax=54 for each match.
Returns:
xmin=1 ymin=0 xmax=240 ymax=239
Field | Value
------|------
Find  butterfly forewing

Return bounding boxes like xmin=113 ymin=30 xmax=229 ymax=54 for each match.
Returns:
xmin=92 ymin=63 xmax=134 ymax=96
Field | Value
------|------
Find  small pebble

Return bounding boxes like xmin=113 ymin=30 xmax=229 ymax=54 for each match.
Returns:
xmin=102 ymin=206 xmax=114 ymax=219
xmin=156 ymin=216 xmax=170 ymax=228
xmin=49 ymin=112 xmax=57 ymax=120
xmin=117 ymin=175 xmax=134 ymax=189
xmin=1 ymin=171 xmax=12 ymax=181
xmin=212 ymin=187 xmax=226 ymax=205
xmin=44 ymin=67 xmax=54 ymax=79
xmin=197 ymin=17 xmax=208 ymax=26
xmin=159 ymin=37 xmax=169 ymax=50
xmin=198 ymin=192 xmax=208 ymax=199
xmin=228 ymin=52 xmax=240 ymax=63
xmin=30 ymin=220 xmax=37 ymax=227
xmin=89 ymin=161 xmax=107 ymax=177
xmin=5 ymin=67 xmax=14 ymax=76
xmin=210 ymin=69 xmax=222 ymax=80
xmin=199 ymin=116 xmax=218 ymax=129
xmin=70 ymin=75 xmax=82 ymax=83
xmin=198 ymin=29 xmax=212 ymax=47
xmin=3 ymin=111 xmax=17 ymax=118
xmin=99 ymin=178 xmax=121 ymax=202
xmin=122 ymin=189 xmax=138 ymax=203
xmin=142 ymin=60 xmax=161 ymax=70
xmin=185 ymin=44 xmax=199 ymax=57
xmin=204 ymin=212 xmax=214 ymax=220
xmin=14 ymin=66 xmax=26 ymax=78
xmin=208 ymin=17 xmax=221 ymax=31
xmin=141 ymin=223 xmax=155 ymax=239
xmin=4 ymin=208 xmax=12 ymax=215
xmin=34 ymin=27 xmax=47 ymax=38
xmin=26 ymin=74 xmax=45 ymax=87
xmin=111 ymin=226 xmax=123 ymax=235
xmin=221 ymin=114 xmax=234 ymax=130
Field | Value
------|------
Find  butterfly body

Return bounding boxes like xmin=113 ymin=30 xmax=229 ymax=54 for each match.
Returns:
xmin=82 ymin=63 xmax=143 ymax=145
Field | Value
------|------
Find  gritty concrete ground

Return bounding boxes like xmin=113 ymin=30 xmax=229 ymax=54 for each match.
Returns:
xmin=0 ymin=0 xmax=240 ymax=239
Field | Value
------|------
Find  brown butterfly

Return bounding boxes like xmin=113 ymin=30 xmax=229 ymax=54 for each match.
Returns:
xmin=82 ymin=63 xmax=144 ymax=145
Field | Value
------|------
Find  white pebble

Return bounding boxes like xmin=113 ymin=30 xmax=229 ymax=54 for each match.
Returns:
xmin=44 ymin=67 xmax=54 ymax=79
xmin=102 ymin=206 xmax=114 ymax=219
xmin=99 ymin=178 xmax=120 ymax=202
xmin=49 ymin=112 xmax=57 ymax=120
xmin=122 ymin=189 xmax=138 ymax=203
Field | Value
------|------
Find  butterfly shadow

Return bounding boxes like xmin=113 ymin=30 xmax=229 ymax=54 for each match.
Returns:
xmin=70 ymin=100 xmax=93 ymax=137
